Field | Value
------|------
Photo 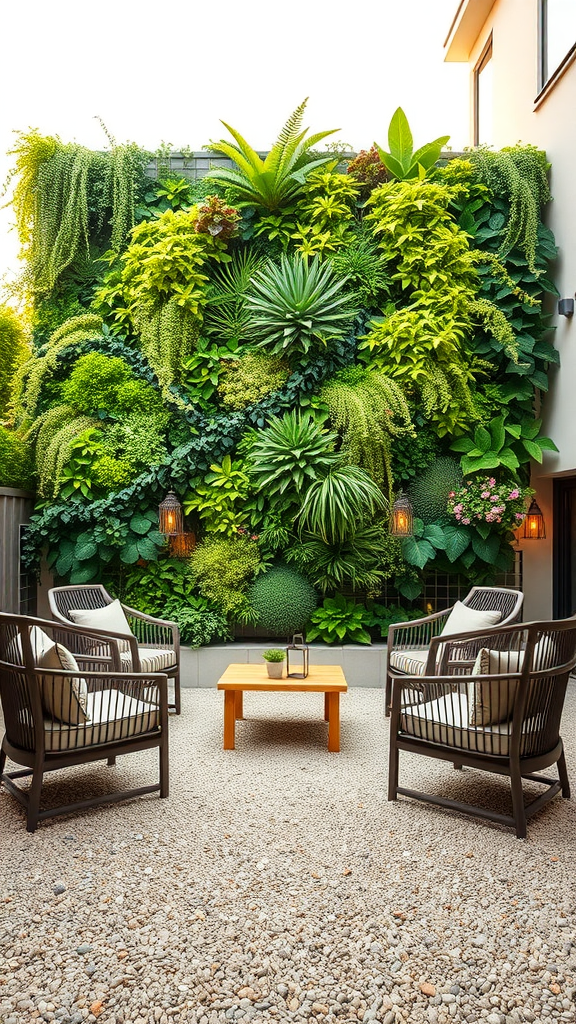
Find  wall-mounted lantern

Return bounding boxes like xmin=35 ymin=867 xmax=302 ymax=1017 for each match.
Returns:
xmin=390 ymin=492 xmax=414 ymax=537
xmin=158 ymin=491 xmax=183 ymax=537
xmin=522 ymin=498 xmax=546 ymax=540
xmin=169 ymin=531 xmax=196 ymax=558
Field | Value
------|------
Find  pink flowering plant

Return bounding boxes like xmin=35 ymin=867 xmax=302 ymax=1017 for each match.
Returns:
xmin=447 ymin=477 xmax=533 ymax=532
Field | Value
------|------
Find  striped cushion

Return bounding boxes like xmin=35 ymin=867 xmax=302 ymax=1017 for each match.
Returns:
xmin=389 ymin=649 xmax=429 ymax=676
xmin=44 ymin=688 xmax=159 ymax=751
xmin=399 ymin=692 xmax=535 ymax=757
xmin=120 ymin=648 xmax=176 ymax=673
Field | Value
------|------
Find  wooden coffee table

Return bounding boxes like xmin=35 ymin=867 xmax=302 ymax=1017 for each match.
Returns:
xmin=216 ymin=664 xmax=347 ymax=752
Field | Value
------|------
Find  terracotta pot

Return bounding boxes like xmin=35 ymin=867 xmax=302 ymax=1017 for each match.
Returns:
xmin=266 ymin=661 xmax=284 ymax=679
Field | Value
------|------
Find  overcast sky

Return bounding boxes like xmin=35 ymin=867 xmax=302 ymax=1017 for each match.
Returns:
xmin=0 ymin=0 xmax=470 ymax=287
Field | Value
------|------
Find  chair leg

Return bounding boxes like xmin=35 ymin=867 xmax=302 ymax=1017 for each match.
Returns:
xmin=557 ymin=748 xmax=571 ymax=798
xmin=453 ymin=762 xmax=463 ymax=770
xmin=26 ymin=768 xmax=44 ymax=833
xmin=510 ymin=763 xmax=527 ymax=840
xmin=388 ymin=734 xmax=399 ymax=802
xmin=174 ymin=667 xmax=181 ymax=716
xmin=107 ymin=756 xmax=116 ymax=767
xmin=385 ymin=674 xmax=391 ymax=717
xmin=0 ymin=744 xmax=6 ymax=777
xmin=159 ymin=738 xmax=169 ymax=798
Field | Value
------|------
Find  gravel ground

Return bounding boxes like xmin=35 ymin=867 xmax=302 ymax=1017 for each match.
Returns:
xmin=1 ymin=682 xmax=575 ymax=1024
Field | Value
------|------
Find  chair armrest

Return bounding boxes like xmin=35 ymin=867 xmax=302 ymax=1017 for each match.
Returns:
xmin=388 ymin=609 xmax=452 ymax=653
xmin=121 ymin=604 xmax=180 ymax=649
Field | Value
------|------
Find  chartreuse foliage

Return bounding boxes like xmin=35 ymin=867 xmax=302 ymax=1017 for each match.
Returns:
xmin=0 ymin=305 xmax=29 ymax=418
xmin=207 ymin=98 xmax=338 ymax=212
xmin=2 ymin=112 xmax=559 ymax=638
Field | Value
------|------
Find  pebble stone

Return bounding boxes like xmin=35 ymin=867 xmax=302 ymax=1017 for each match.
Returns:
xmin=1 ymin=686 xmax=575 ymax=1024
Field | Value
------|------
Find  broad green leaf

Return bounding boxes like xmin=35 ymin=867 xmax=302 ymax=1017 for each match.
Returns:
xmin=70 ymin=561 xmax=99 ymax=584
xmin=498 ymin=449 xmax=520 ymax=470
xmin=423 ymin=524 xmax=447 ymax=549
xmin=537 ymin=436 xmax=559 ymax=452
xmin=376 ymin=149 xmax=406 ymax=180
xmin=387 ymin=107 xmax=413 ymax=169
xmin=120 ymin=542 xmax=140 ymax=564
xmin=450 ymin=436 xmax=475 ymax=453
xmin=396 ymin=578 xmax=423 ymax=601
xmin=75 ymin=541 xmax=98 ymax=562
xmin=130 ymin=513 xmax=152 ymax=535
xmin=471 ymin=532 xmax=500 ymax=564
xmin=474 ymin=425 xmax=492 ymax=453
xmin=522 ymin=438 xmax=544 ymax=462
xmin=489 ymin=417 xmax=505 ymax=453
xmin=402 ymin=536 xmax=435 ymax=569
xmin=443 ymin=525 xmax=471 ymax=562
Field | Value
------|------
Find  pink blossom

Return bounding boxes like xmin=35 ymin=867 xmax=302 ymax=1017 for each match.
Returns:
xmin=448 ymin=491 xmax=455 ymax=498
xmin=481 ymin=491 xmax=490 ymax=499
xmin=488 ymin=478 xmax=496 ymax=487
xmin=455 ymin=511 xmax=462 ymax=520
xmin=490 ymin=495 xmax=499 ymax=502
xmin=515 ymin=512 xmax=524 ymax=520
xmin=508 ymin=489 xmax=519 ymax=499
xmin=453 ymin=503 xmax=463 ymax=514
xmin=462 ymin=517 xmax=471 ymax=525
xmin=496 ymin=517 xmax=502 ymax=523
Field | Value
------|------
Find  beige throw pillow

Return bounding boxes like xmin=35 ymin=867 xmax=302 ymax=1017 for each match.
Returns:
xmin=468 ymin=647 xmax=524 ymax=727
xmin=441 ymin=601 xmax=502 ymax=637
xmin=69 ymin=599 xmax=134 ymax=653
xmin=38 ymin=643 xmax=89 ymax=725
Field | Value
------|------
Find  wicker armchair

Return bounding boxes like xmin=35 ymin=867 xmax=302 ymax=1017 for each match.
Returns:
xmin=388 ymin=616 xmax=576 ymax=838
xmin=385 ymin=587 xmax=523 ymax=714
xmin=0 ymin=613 xmax=169 ymax=832
xmin=49 ymin=584 xmax=181 ymax=715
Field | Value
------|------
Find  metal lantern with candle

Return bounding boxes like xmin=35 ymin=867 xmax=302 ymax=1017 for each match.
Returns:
xmin=159 ymin=492 xmax=183 ymax=537
xmin=390 ymin=491 xmax=414 ymax=537
xmin=522 ymin=498 xmax=546 ymax=539
xmin=286 ymin=634 xmax=309 ymax=678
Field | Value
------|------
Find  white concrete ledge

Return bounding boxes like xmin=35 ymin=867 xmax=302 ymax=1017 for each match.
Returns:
xmin=182 ymin=642 xmax=387 ymax=689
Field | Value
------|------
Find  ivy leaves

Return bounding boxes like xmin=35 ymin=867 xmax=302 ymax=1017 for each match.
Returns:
xmin=451 ymin=415 xmax=558 ymax=476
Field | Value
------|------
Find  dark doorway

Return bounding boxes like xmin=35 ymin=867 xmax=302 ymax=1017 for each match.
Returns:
xmin=553 ymin=477 xmax=576 ymax=618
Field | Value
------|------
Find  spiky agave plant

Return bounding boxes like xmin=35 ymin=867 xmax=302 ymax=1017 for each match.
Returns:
xmin=207 ymin=98 xmax=338 ymax=211
xmin=246 ymin=254 xmax=356 ymax=361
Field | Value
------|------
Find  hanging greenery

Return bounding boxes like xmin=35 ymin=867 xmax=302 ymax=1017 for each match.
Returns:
xmin=0 ymin=305 xmax=29 ymax=419
xmin=320 ymin=365 xmax=414 ymax=497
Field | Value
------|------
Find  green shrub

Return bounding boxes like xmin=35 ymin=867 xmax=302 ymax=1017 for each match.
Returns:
xmin=409 ymin=457 xmax=463 ymax=524
xmin=60 ymin=352 xmax=163 ymax=417
xmin=172 ymin=607 xmax=231 ymax=647
xmin=0 ymin=426 xmax=34 ymax=489
xmin=262 ymin=648 xmax=285 ymax=662
xmin=248 ymin=564 xmax=318 ymax=637
xmin=91 ymin=455 xmax=134 ymax=491
xmin=101 ymin=412 xmax=168 ymax=469
xmin=0 ymin=305 xmax=28 ymax=419
xmin=306 ymin=594 xmax=372 ymax=645
xmin=189 ymin=535 xmax=261 ymax=619
xmin=297 ymin=465 xmax=387 ymax=545
xmin=217 ymin=352 xmax=290 ymax=410
xmin=365 ymin=602 xmax=423 ymax=639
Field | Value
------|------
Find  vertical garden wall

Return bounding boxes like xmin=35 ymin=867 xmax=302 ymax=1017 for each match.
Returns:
xmin=0 ymin=104 xmax=559 ymax=644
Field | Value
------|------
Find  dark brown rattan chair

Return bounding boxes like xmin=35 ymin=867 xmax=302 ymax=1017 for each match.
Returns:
xmin=0 ymin=612 xmax=169 ymax=832
xmin=385 ymin=587 xmax=523 ymax=714
xmin=49 ymin=584 xmax=181 ymax=715
xmin=388 ymin=617 xmax=576 ymax=838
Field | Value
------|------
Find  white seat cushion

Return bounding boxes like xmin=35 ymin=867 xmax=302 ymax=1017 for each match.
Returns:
xmin=400 ymin=692 xmax=528 ymax=756
xmin=44 ymin=688 xmax=159 ymax=752
xmin=120 ymin=648 xmax=176 ymax=673
xmin=69 ymin=600 xmax=134 ymax=653
xmin=389 ymin=649 xmax=429 ymax=676
xmin=468 ymin=648 xmax=524 ymax=726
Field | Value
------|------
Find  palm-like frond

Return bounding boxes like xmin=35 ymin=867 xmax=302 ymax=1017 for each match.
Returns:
xmin=207 ymin=100 xmax=339 ymax=211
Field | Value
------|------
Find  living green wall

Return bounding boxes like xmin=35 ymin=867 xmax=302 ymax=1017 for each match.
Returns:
xmin=0 ymin=105 xmax=559 ymax=644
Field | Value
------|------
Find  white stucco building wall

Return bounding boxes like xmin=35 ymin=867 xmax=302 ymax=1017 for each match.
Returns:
xmin=445 ymin=0 xmax=576 ymax=620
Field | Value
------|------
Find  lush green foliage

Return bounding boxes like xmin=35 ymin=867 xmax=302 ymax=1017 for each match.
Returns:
xmin=246 ymin=255 xmax=356 ymax=362
xmin=0 ymin=306 xmax=28 ymax=418
xmin=189 ymin=534 xmax=261 ymax=620
xmin=248 ymin=564 xmax=318 ymax=636
xmin=262 ymin=648 xmax=285 ymax=662
xmin=247 ymin=411 xmax=340 ymax=500
xmin=207 ymin=98 xmax=338 ymax=212
xmin=375 ymin=108 xmax=449 ymax=181
xmin=4 ymin=114 xmax=558 ymax=643
xmin=306 ymin=594 xmax=372 ymax=645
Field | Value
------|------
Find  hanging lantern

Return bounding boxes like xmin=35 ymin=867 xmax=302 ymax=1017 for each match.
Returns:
xmin=286 ymin=634 xmax=309 ymax=679
xmin=169 ymin=531 xmax=196 ymax=559
xmin=158 ymin=491 xmax=183 ymax=536
xmin=522 ymin=498 xmax=546 ymax=540
xmin=390 ymin=491 xmax=414 ymax=537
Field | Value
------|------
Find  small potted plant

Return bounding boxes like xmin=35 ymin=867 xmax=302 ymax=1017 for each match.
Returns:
xmin=262 ymin=648 xmax=285 ymax=679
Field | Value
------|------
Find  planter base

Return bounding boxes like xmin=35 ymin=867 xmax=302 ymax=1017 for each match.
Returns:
xmin=182 ymin=642 xmax=386 ymax=689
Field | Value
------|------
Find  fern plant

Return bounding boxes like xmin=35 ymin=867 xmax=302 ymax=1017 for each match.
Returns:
xmin=246 ymin=255 xmax=356 ymax=362
xmin=207 ymin=98 xmax=338 ymax=211
xmin=320 ymin=365 xmax=414 ymax=497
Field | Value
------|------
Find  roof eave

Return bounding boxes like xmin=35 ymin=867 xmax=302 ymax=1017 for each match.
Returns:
xmin=444 ymin=0 xmax=498 ymax=61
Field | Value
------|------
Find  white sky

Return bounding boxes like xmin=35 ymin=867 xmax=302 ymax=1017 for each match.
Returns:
xmin=0 ymin=0 xmax=470 ymax=288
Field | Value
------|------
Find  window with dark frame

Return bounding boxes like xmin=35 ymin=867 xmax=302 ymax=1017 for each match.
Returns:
xmin=474 ymin=35 xmax=493 ymax=146
xmin=539 ymin=0 xmax=576 ymax=91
